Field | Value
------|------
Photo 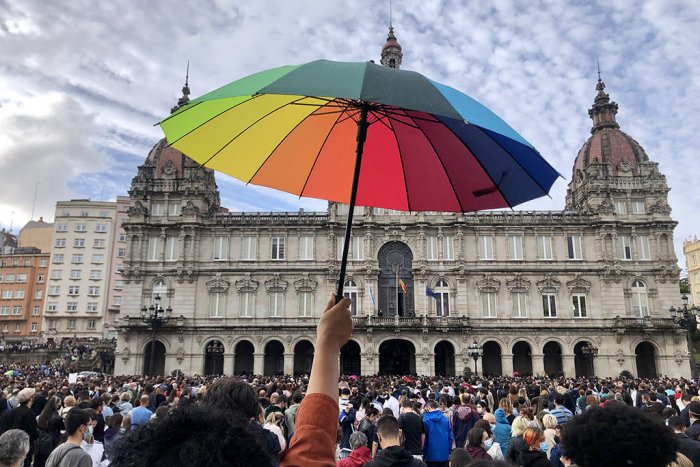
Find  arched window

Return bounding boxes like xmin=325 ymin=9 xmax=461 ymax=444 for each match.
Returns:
xmin=152 ymin=280 xmax=167 ymax=302
xmin=631 ymin=280 xmax=649 ymax=317
xmin=344 ymin=279 xmax=358 ymax=316
xmin=435 ymin=279 xmax=449 ymax=317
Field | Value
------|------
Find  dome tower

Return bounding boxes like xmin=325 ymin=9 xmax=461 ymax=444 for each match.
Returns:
xmin=380 ymin=26 xmax=403 ymax=69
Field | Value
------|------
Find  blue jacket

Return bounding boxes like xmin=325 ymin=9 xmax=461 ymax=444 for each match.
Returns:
xmin=422 ymin=410 xmax=452 ymax=462
xmin=493 ymin=408 xmax=512 ymax=458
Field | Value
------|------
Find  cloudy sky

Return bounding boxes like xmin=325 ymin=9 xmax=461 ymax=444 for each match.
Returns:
xmin=1 ymin=0 xmax=699 ymax=269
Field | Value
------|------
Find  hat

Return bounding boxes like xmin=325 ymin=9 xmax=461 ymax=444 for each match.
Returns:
xmin=17 ymin=388 xmax=36 ymax=404
xmin=688 ymin=401 xmax=700 ymax=418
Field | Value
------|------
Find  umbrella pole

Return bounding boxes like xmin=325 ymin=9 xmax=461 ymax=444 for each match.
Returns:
xmin=336 ymin=102 xmax=370 ymax=303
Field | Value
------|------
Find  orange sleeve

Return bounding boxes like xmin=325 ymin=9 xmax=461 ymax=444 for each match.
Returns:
xmin=281 ymin=393 xmax=338 ymax=467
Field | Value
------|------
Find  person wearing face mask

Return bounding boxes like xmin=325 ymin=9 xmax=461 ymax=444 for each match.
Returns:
xmin=44 ymin=408 xmax=93 ymax=467
xmin=518 ymin=427 xmax=553 ymax=467
xmin=473 ymin=419 xmax=503 ymax=461
xmin=464 ymin=427 xmax=492 ymax=461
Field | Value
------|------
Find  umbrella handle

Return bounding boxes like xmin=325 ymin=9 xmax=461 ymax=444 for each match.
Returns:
xmin=336 ymin=102 xmax=370 ymax=304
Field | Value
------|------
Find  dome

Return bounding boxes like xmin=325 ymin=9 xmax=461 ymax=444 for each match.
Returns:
xmin=572 ymin=79 xmax=649 ymax=177
xmin=382 ymin=26 xmax=402 ymax=51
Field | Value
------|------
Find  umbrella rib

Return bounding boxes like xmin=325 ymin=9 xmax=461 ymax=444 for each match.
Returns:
xmin=386 ymin=114 xmax=413 ymax=211
xmin=299 ymin=110 xmax=348 ymax=199
xmin=403 ymin=112 xmax=466 ymax=213
xmin=199 ymin=96 xmax=316 ymax=168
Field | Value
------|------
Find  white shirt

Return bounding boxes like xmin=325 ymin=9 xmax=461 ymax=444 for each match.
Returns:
xmin=384 ymin=396 xmax=399 ymax=418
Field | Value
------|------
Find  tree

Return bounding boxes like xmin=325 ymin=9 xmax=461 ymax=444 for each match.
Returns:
xmin=681 ymin=278 xmax=690 ymax=294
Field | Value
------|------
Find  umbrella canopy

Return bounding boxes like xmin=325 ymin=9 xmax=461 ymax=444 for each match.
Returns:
xmin=159 ymin=59 xmax=560 ymax=296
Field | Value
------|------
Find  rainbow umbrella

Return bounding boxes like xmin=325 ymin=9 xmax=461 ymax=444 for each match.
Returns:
xmin=159 ymin=60 xmax=560 ymax=298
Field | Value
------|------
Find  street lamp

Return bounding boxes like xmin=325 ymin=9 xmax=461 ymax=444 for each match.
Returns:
xmin=669 ymin=295 xmax=700 ymax=380
xmin=140 ymin=294 xmax=172 ymax=376
xmin=467 ymin=339 xmax=484 ymax=376
xmin=580 ymin=342 xmax=598 ymax=377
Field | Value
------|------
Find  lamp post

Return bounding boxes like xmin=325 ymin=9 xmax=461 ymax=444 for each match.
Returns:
xmin=140 ymin=294 xmax=172 ymax=376
xmin=580 ymin=342 xmax=598 ymax=377
xmin=467 ymin=339 xmax=484 ymax=376
xmin=669 ymin=295 xmax=700 ymax=380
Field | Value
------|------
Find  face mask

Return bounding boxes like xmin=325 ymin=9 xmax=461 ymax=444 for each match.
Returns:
xmin=87 ymin=425 xmax=94 ymax=435
xmin=490 ymin=423 xmax=497 ymax=431
xmin=539 ymin=441 xmax=549 ymax=453
xmin=484 ymin=438 xmax=493 ymax=449
xmin=477 ymin=407 xmax=484 ymax=414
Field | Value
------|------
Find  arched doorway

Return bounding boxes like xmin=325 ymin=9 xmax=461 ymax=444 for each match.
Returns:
xmin=143 ymin=340 xmax=166 ymax=376
xmin=264 ymin=340 xmax=284 ymax=375
xmin=204 ymin=340 xmax=225 ymax=375
xmin=377 ymin=242 xmax=414 ymax=317
xmin=635 ymin=342 xmax=657 ymax=378
xmin=234 ymin=340 xmax=254 ymax=375
xmin=512 ymin=341 xmax=532 ymax=376
xmin=340 ymin=340 xmax=361 ymax=376
xmin=574 ymin=341 xmax=595 ymax=378
xmin=379 ymin=339 xmax=415 ymax=375
xmin=293 ymin=340 xmax=314 ymax=375
xmin=434 ymin=341 xmax=455 ymax=376
xmin=543 ymin=341 xmax=563 ymax=376
xmin=482 ymin=341 xmax=502 ymax=376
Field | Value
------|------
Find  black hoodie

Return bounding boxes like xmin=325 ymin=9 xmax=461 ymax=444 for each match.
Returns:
xmin=518 ymin=448 xmax=553 ymax=467
xmin=364 ymin=445 xmax=426 ymax=467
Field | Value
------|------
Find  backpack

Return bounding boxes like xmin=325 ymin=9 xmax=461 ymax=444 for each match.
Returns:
xmin=36 ymin=430 xmax=54 ymax=456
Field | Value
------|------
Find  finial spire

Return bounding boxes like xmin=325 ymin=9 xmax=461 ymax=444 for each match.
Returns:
xmin=588 ymin=58 xmax=619 ymax=134
xmin=171 ymin=60 xmax=191 ymax=114
xmin=381 ymin=2 xmax=402 ymax=69
xmin=389 ymin=0 xmax=393 ymax=29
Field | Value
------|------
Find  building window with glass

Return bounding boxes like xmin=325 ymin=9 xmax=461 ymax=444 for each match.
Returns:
xmin=434 ymin=279 xmax=450 ymax=317
xmin=298 ymin=292 xmax=313 ymax=317
xmin=299 ymin=236 xmax=314 ymax=260
xmin=147 ymin=237 xmax=160 ymax=261
xmin=269 ymin=292 xmax=284 ymax=317
xmin=637 ymin=235 xmax=651 ymax=260
xmin=213 ymin=237 xmax=228 ymax=261
xmin=343 ymin=279 xmax=358 ymax=316
xmin=508 ymin=235 xmax=524 ymax=260
xmin=427 ymin=236 xmax=438 ymax=261
xmin=478 ymin=236 xmax=494 ymax=260
xmin=271 ymin=237 xmax=285 ymax=260
xmin=481 ymin=292 xmax=497 ymax=318
xmin=242 ymin=237 xmax=257 ymax=260
xmin=572 ymin=294 xmax=587 ymax=318
xmin=352 ymin=236 xmax=364 ymax=260
xmin=542 ymin=293 xmax=557 ymax=318
xmin=567 ymin=235 xmax=583 ymax=260
xmin=620 ymin=235 xmax=632 ymax=260
xmin=210 ymin=292 xmax=225 ymax=318
xmin=512 ymin=292 xmax=528 ymax=318
xmin=631 ymin=280 xmax=649 ymax=317
xmin=240 ymin=292 xmax=254 ymax=318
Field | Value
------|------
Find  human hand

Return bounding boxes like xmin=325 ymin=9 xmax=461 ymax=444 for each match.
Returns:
xmin=316 ymin=293 xmax=352 ymax=353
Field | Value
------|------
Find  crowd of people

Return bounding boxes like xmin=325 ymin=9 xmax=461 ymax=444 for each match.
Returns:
xmin=0 ymin=296 xmax=696 ymax=466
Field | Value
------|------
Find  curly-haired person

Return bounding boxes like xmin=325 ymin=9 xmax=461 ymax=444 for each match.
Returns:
xmin=560 ymin=401 xmax=678 ymax=467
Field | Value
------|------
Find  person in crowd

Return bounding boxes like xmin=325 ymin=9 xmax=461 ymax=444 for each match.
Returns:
xmin=447 ymin=448 xmax=471 ymax=467
xmin=668 ymin=416 xmax=700 ymax=465
xmin=686 ymin=401 xmax=700 ymax=440
xmin=116 ymin=392 xmax=132 ymax=416
xmin=505 ymin=416 xmax=529 ymax=465
xmin=339 ymin=400 xmax=357 ymax=451
xmin=60 ymin=396 xmax=75 ymax=419
xmin=473 ymin=419 xmax=502 ymax=461
xmin=492 ymin=401 xmax=512 ymax=459
xmin=128 ymin=395 xmax=152 ymax=431
xmin=422 ymin=400 xmax=452 ymax=467
xmin=0 ymin=429 xmax=29 ymax=467
xmin=337 ymin=431 xmax=371 ymax=467
xmin=103 ymin=413 xmax=125 ymax=461
xmin=263 ymin=411 xmax=287 ymax=452
xmin=541 ymin=414 xmax=557 ymax=458
xmin=398 ymin=399 xmax=424 ymax=459
xmin=365 ymin=415 xmax=426 ymax=467
xmin=88 ymin=398 xmax=105 ymax=443
xmin=45 ymin=408 xmax=94 ymax=467
xmin=549 ymin=394 xmax=573 ymax=426
xmin=0 ymin=388 xmax=37 ymax=467
xmin=35 ymin=396 xmax=64 ymax=467
xmin=285 ymin=391 xmax=303 ymax=441
xmin=452 ymin=394 xmax=479 ymax=450
xmin=359 ymin=407 xmax=379 ymax=450
xmin=518 ymin=427 xmax=552 ymax=467
xmin=465 ymin=427 xmax=491 ymax=461
xmin=560 ymin=402 xmax=678 ymax=467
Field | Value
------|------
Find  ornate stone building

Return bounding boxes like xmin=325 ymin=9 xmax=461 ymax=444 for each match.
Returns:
xmin=114 ymin=30 xmax=685 ymax=378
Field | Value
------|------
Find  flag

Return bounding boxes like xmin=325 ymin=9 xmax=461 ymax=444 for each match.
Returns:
xmin=426 ymin=286 xmax=439 ymax=299
xmin=369 ymin=286 xmax=375 ymax=305
xmin=398 ymin=278 xmax=407 ymax=294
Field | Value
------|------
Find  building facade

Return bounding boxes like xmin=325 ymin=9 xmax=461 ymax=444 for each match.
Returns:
xmin=684 ymin=238 xmax=700 ymax=306
xmin=42 ymin=200 xmax=117 ymax=340
xmin=18 ymin=218 xmax=54 ymax=254
xmin=114 ymin=31 xmax=685 ymax=378
xmin=0 ymin=249 xmax=49 ymax=341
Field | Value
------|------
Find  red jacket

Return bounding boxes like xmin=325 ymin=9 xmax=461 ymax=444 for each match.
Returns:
xmin=337 ymin=446 xmax=372 ymax=467
xmin=282 ymin=393 xmax=339 ymax=467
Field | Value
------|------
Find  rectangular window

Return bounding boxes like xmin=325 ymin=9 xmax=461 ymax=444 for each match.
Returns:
xmin=74 ymin=238 xmax=85 ymax=248
xmin=68 ymin=285 xmax=79 ymax=295
xmin=436 ymin=292 xmax=450 ymax=317
xmin=55 ymin=238 xmax=66 ymax=247
xmin=87 ymin=302 xmax=99 ymax=312
xmin=695 ymin=272 xmax=700 ymax=284
xmin=0 ymin=306 xmax=8 ymax=315
xmin=86 ymin=319 xmax=95 ymax=330
xmin=210 ymin=293 xmax=225 ymax=317
xmin=337 ymin=237 xmax=345 ymax=261
xmin=567 ymin=235 xmax=583 ymax=260
xmin=0 ymin=274 xmax=3 ymax=283
xmin=56 ymin=224 xmax=68 ymax=232
xmin=66 ymin=302 xmax=78 ymax=311
xmin=352 ymin=236 xmax=364 ymax=261
xmin=542 ymin=294 xmax=557 ymax=318
xmin=537 ymin=236 xmax=553 ymax=260
xmin=53 ymin=254 xmax=64 ymax=264
xmin=67 ymin=319 xmax=76 ymax=330
xmin=30 ymin=323 xmax=37 ymax=333
xmin=4 ymin=274 xmax=13 ymax=283
xmin=48 ymin=286 xmax=60 ymax=296
xmin=427 ymin=236 xmax=439 ymax=261
xmin=69 ymin=269 xmax=81 ymax=279
xmin=620 ymin=235 xmax=632 ymax=260
xmin=117 ymin=247 xmax=127 ymax=258
xmin=13 ymin=290 xmax=24 ymax=299
xmin=213 ymin=237 xmax=228 ymax=261
xmin=168 ymin=203 xmax=180 ymax=216
xmin=34 ymin=290 xmax=42 ymax=300
xmin=478 ymin=236 xmax=494 ymax=260
xmin=693 ymin=255 xmax=698 ymax=267
xmin=373 ymin=207 xmax=385 ymax=215
xmin=119 ymin=234 xmax=127 ymax=243
xmin=241 ymin=237 xmax=257 ymax=260
xmin=615 ymin=200 xmax=627 ymax=214
xmin=47 ymin=302 xmax=58 ymax=312
xmin=71 ymin=254 xmax=83 ymax=264
xmin=443 ymin=236 xmax=454 ymax=261
xmin=271 ymin=237 xmax=285 ymax=260
xmin=88 ymin=286 xmax=100 ymax=296
xmin=573 ymin=294 xmax=587 ymax=318
xmin=93 ymin=239 xmax=105 ymax=248
xmin=1 ymin=291 xmax=12 ymax=299
xmin=12 ymin=306 xmax=22 ymax=315
xmin=299 ymin=236 xmax=314 ymax=260
xmin=23 ymin=260 xmax=30 ymax=267
xmin=91 ymin=254 xmax=104 ymax=264
xmin=37 ymin=274 xmax=44 ymax=283
xmin=114 ymin=280 xmax=123 ymax=290
xmin=80 ymin=211 xmax=89 ymax=217
xmin=147 ymin=237 xmax=160 ymax=261
xmin=151 ymin=203 xmax=164 ymax=216
xmin=482 ymin=293 xmax=497 ymax=318
xmin=632 ymin=201 xmax=645 ymax=214
xmin=269 ymin=292 xmax=284 ymax=317
xmin=16 ymin=274 xmax=27 ymax=283
xmin=50 ymin=270 xmax=62 ymax=280
xmin=2 ymin=324 xmax=7 ymax=332
xmin=75 ymin=223 xmax=87 ymax=232
xmin=32 ymin=306 xmax=39 ymax=316
xmin=240 ymin=292 xmax=254 ymax=318
xmin=13 ymin=324 xmax=20 ymax=332
xmin=299 ymin=292 xmax=313 ymax=317
xmin=39 ymin=260 xmax=46 ymax=268
xmin=513 ymin=293 xmax=528 ymax=318
xmin=89 ymin=270 xmax=102 ymax=280
xmin=112 ymin=296 xmax=122 ymax=306
xmin=164 ymin=238 xmax=176 ymax=261
xmin=508 ymin=235 xmax=523 ymax=260
xmin=115 ymin=264 xmax=124 ymax=274
xmin=637 ymin=235 xmax=651 ymax=260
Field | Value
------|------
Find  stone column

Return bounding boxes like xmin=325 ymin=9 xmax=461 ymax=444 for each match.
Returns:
xmin=562 ymin=355 xmax=576 ymax=377
xmin=284 ymin=352 xmax=294 ymax=375
xmin=363 ymin=352 xmax=379 ymax=375
xmin=502 ymin=353 xmax=514 ymax=377
xmin=224 ymin=353 xmax=234 ymax=376
xmin=532 ymin=353 xmax=545 ymax=377
xmin=253 ymin=353 xmax=265 ymax=375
